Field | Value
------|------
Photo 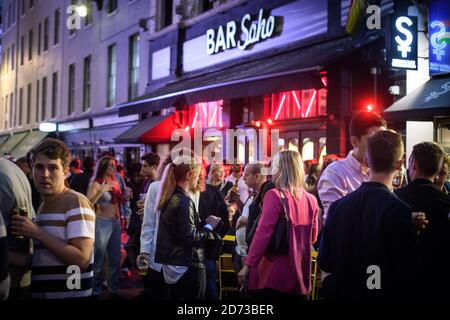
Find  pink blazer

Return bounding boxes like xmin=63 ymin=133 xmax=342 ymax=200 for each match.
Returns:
xmin=245 ymin=188 xmax=319 ymax=295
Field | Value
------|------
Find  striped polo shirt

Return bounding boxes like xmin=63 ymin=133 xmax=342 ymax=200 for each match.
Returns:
xmin=31 ymin=189 xmax=95 ymax=299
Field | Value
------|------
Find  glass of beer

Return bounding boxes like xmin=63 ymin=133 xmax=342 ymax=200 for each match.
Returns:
xmin=11 ymin=207 xmax=28 ymax=239
xmin=137 ymin=256 xmax=149 ymax=277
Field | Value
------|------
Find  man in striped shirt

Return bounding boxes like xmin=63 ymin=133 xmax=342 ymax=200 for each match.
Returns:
xmin=11 ymin=138 xmax=95 ymax=299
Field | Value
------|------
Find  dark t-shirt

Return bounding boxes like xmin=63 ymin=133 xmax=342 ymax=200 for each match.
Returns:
xmin=318 ymin=182 xmax=421 ymax=299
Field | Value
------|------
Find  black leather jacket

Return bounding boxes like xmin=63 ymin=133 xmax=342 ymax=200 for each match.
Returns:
xmin=155 ymin=186 xmax=213 ymax=268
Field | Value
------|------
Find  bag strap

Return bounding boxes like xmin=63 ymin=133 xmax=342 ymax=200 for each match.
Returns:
xmin=278 ymin=189 xmax=289 ymax=220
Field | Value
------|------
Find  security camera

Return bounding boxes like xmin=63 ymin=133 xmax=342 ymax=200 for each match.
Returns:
xmin=388 ymin=85 xmax=400 ymax=95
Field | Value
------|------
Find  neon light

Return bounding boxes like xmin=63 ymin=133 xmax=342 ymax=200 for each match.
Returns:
xmin=366 ymin=104 xmax=373 ymax=112
xmin=267 ymin=118 xmax=273 ymax=125
xmin=191 ymin=111 xmax=198 ymax=128
xmin=255 ymin=121 xmax=261 ymax=127
xmin=201 ymin=103 xmax=208 ymax=118
xmin=291 ymin=91 xmax=301 ymax=111
xmin=209 ymin=105 xmax=218 ymax=127
xmin=321 ymin=76 xmax=327 ymax=87
xmin=185 ymin=126 xmax=190 ymax=131
xmin=274 ymin=94 xmax=286 ymax=120
xmin=304 ymin=90 xmax=317 ymax=118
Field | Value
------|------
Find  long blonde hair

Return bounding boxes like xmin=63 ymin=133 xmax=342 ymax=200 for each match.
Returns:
xmin=272 ymin=150 xmax=305 ymax=199
xmin=157 ymin=153 xmax=201 ymax=211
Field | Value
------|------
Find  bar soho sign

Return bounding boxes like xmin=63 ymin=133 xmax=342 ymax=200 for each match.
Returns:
xmin=206 ymin=9 xmax=279 ymax=55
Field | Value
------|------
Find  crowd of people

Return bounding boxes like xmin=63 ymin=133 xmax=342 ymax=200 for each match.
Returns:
xmin=0 ymin=111 xmax=449 ymax=301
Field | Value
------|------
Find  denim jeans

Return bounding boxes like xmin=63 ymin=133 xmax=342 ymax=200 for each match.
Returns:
xmin=93 ymin=216 xmax=121 ymax=295
xmin=204 ymin=259 xmax=218 ymax=300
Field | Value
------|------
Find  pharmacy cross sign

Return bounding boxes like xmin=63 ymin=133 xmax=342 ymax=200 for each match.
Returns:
xmin=205 ymin=8 xmax=280 ymax=55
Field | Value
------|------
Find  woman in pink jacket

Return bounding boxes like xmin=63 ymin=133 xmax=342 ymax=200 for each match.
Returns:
xmin=238 ymin=150 xmax=319 ymax=299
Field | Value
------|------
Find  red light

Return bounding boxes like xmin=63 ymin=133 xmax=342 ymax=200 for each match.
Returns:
xmin=255 ymin=121 xmax=261 ymax=128
xmin=366 ymin=104 xmax=374 ymax=112
xmin=185 ymin=126 xmax=190 ymax=131
xmin=267 ymin=118 xmax=273 ymax=125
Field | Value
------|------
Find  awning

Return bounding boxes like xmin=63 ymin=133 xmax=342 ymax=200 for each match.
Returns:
xmin=119 ymin=35 xmax=378 ymax=116
xmin=0 ymin=135 xmax=10 ymax=147
xmin=0 ymin=131 xmax=28 ymax=156
xmin=384 ymin=76 xmax=450 ymax=121
xmin=114 ymin=114 xmax=179 ymax=144
xmin=10 ymin=131 xmax=49 ymax=159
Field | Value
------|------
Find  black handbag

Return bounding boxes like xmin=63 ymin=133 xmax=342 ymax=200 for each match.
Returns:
xmin=247 ymin=189 xmax=290 ymax=255
xmin=267 ymin=190 xmax=290 ymax=254
xmin=204 ymin=230 xmax=224 ymax=260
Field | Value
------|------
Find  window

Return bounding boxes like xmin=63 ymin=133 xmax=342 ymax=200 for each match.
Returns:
xmin=107 ymin=44 xmax=116 ymax=107
xmin=20 ymin=35 xmax=25 ymax=65
xmin=52 ymin=72 xmax=58 ymax=118
xmin=4 ymin=95 xmax=8 ymax=129
xmin=201 ymin=0 xmax=214 ymax=13
xmin=6 ymin=48 xmax=10 ymax=72
xmin=159 ymin=0 xmax=172 ymax=29
xmin=19 ymin=88 xmax=23 ymax=126
xmin=83 ymin=56 xmax=91 ymax=111
xmin=85 ymin=1 xmax=93 ymax=26
xmin=188 ymin=100 xmax=223 ymax=128
xmin=302 ymin=138 xmax=314 ymax=161
xmin=36 ymin=80 xmax=40 ymax=123
xmin=68 ymin=65 xmax=75 ymax=115
xmin=270 ymin=87 xmax=327 ymax=121
xmin=38 ymin=23 xmax=41 ymax=55
xmin=44 ymin=17 xmax=49 ymax=51
xmin=21 ymin=0 xmax=26 ymax=16
xmin=288 ymin=138 xmax=299 ymax=152
xmin=9 ymin=94 xmax=14 ymax=128
xmin=7 ymin=4 xmax=12 ymax=28
xmin=108 ymin=0 xmax=118 ymax=14
xmin=27 ymin=84 xmax=32 ymax=124
xmin=128 ymin=34 xmax=140 ymax=100
xmin=12 ymin=1 xmax=16 ymax=24
xmin=54 ymin=9 xmax=60 ymax=45
xmin=11 ymin=44 xmax=15 ymax=71
xmin=28 ymin=29 xmax=33 ymax=61
xmin=42 ymin=77 xmax=47 ymax=120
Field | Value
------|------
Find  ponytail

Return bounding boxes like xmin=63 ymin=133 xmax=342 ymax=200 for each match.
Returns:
xmin=157 ymin=163 xmax=177 ymax=211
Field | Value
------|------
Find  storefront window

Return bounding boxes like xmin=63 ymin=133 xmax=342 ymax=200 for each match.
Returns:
xmin=288 ymin=138 xmax=299 ymax=152
xmin=270 ymin=79 xmax=327 ymax=121
xmin=278 ymin=138 xmax=285 ymax=152
xmin=319 ymin=137 xmax=327 ymax=163
xmin=189 ymin=100 xmax=223 ymax=128
xmin=302 ymin=138 xmax=314 ymax=161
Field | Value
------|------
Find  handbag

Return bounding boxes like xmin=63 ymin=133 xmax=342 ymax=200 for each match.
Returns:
xmin=267 ymin=190 xmax=290 ymax=254
xmin=247 ymin=189 xmax=290 ymax=255
xmin=204 ymin=230 xmax=224 ymax=260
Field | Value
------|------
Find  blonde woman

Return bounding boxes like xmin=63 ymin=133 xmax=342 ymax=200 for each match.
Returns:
xmin=154 ymin=153 xmax=221 ymax=300
xmin=238 ymin=150 xmax=319 ymax=299
xmin=207 ymin=163 xmax=233 ymax=197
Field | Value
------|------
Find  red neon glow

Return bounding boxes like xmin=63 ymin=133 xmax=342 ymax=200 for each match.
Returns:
xmin=191 ymin=111 xmax=199 ymax=128
xmin=304 ymin=90 xmax=317 ymax=118
xmin=321 ymin=76 xmax=328 ymax=87
xmin=366 ymin=104 xmax=374 ymax=112
xmin=275 ymin=94 xmax=286 ymax=120
xmin=255 ymin=121 xmax=261 ymax=128
xmin=267 ymin=118 xmax=273 ymax=125
xmin=209 ymin=106 xmax=218 ymax=127
xmin=291 ymin=91 xmax=301 ymax=111
xmin=185 ymin=126 xmax=190 ymax=131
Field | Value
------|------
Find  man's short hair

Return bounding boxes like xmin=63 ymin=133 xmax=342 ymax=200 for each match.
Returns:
xmin=367 ymin=130 xmax=404 ymax=173
xmin=411 ymin=142 xmax=445 ymax=177
xmin=29 ymin=138 xmax=71 ymax=168
xmin=16 ymin=157 xmax=28 ymax=166
xmin=350 ymin=111 xmax=387 ymax=139
xmin=246 ymin=162 xmax=264 ymax=175
xmin=141 ymin=152 xmax=161 ymax=167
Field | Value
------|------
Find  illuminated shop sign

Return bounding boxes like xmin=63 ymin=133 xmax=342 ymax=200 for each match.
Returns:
xmin=206 ymin=8 xmax=280 ymax=55
xmin=387 ymin=15 xmax=418 ymax=70
xmin=429 ymin=0 xmax=450 ymax=75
